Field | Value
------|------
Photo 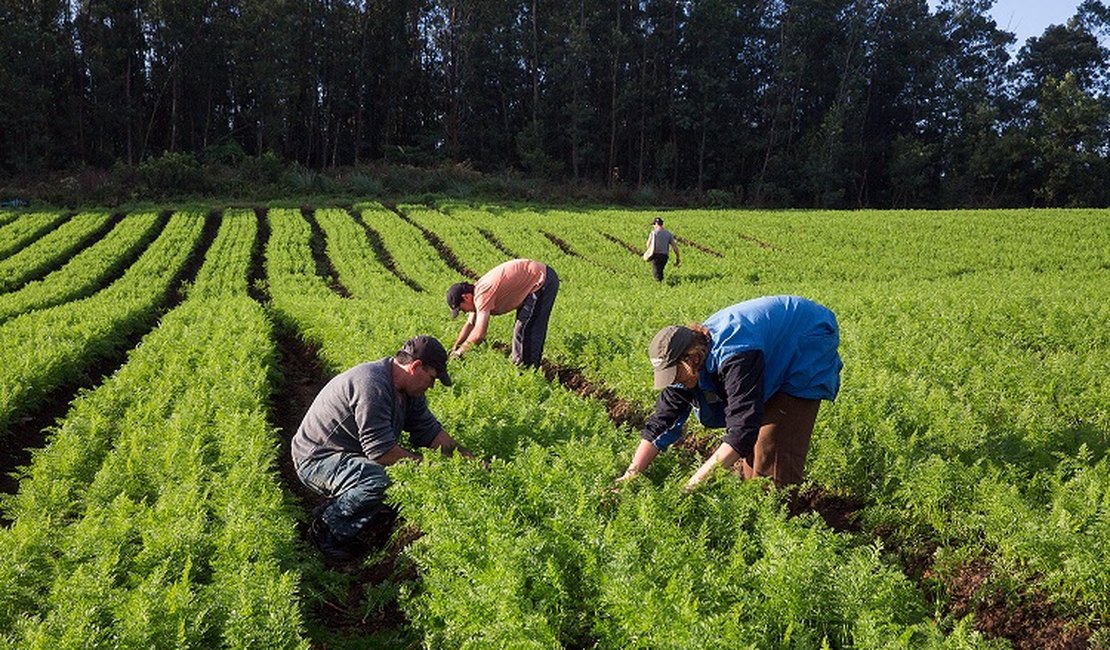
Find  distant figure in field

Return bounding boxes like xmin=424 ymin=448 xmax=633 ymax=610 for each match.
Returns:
xmin=292 ymin=335 xmax=475 ymax=564
xmin=446 ymin=258 xmax=559 ymax=367
xmin=616 ymin=296 xmax=842 ymax=491
xmin=644 ymin=217 xmax=680 ymax=281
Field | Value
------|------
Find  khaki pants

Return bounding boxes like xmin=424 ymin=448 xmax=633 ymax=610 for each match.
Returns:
xmin=740 ymin=392 xmax=821 ymax=488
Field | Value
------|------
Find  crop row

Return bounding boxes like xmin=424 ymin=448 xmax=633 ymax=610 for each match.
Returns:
xmin=1 ymin=205 xmax=1105 ymax=648
xmin=300 ymin=203 xmax=1110 ymax=643
xmin=0 ymin=213 xmax=74 ymax=261
xmin=0 ymin=212 xmax=115 ymax=293
xmin=0 ymin=213 xmax=203 ymax=437
xmin=410 ymin=204 xmax=1110 ymax=629
xmin=0 ymin=212 xmax=306 ymax=648
xmin=0 ymin=213 xmax=163 ymax=324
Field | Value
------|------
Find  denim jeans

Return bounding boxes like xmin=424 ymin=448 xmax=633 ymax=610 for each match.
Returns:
xmin=295 ymin=452 xmax=390 ymax=542
xmin=650 ymin=387 xmax=727 ymax=451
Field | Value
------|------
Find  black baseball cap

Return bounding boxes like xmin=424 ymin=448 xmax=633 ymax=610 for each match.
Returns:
xmin=446 ymin=282 xmax=474 ymax=319
xmin=399 ymin=335 xmax=452 ymax=385
xmin=651 ymin=217 xmax=664 ymax=225
xmin=648 ymin=325 xmax=695 ymax=389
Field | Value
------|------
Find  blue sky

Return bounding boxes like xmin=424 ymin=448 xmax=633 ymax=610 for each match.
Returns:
xmin=989 ymin=0 xmax=1084 ymax=46
xmin=928 ymin=0 xmax=1084 ymax=48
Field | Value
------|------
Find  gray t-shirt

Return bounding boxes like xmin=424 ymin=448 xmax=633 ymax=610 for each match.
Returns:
xmin=650 ymin=228 xmax=674 ymax=255
xmin=291 ymin=358 xmax=443 ymax=467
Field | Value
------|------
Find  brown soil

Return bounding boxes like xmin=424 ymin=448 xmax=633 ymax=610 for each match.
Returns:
xmin=599 ymin=231 xmax=640 ymax=255
xmin=541 ymin=231 xmax=581 ymax=257
xmin=674 ymin=235 xmax=725 ymax=258
xmin=301 ymin=206 xmax=352 ymax=297
xmin=931 ymin=559 xmax=1092 ymax=649
xmin=540 ymin=230 xmax=622 ymax=274
xmin=477 ymin=227 xmax=519 ymax=258
xmin=349 ymin=208 xmax=424 ymax=292
xmin=788 ymin=487 xmax=865 ymax=533
xmin=385 ymin=204 xmax=479 ymax=280
xmin=738 ymin=233 xmax=776 ymax=250
xmin=0 ymin=384 xmax=80 ymax=517
xmin=539 ymin=358 xmax=648 ymax=429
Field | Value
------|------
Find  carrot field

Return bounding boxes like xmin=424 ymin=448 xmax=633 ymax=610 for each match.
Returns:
xmin=0 ymin=205 xmax=1107 ymax=649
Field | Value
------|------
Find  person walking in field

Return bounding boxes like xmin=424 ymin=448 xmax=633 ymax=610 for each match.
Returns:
xmin=644 ymin=217 xmax=680 ymax=282
xmin=292 ymin=335 xmax=475 ymax=564
xmin=616 ymin=295 xmax=842 ymax=490
xmin=446 ymin=258 xmax=559 ymax=367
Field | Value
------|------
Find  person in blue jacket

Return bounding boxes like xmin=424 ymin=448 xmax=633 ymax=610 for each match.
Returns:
xmin=616 ymin=296 xmax=843 ymax=490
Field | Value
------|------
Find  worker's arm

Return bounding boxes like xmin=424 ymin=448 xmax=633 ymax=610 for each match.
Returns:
xmin=616 ymin=439 xmax=659 ymax=482
xmin=428 ymin=429 xmax=476 ymax=459
xmin=376 ymin=443 xmax=422 ymax=466
xmin=452 ymin=313 xmax=476 ymax=353
xmin=452 ymin=310 xmax=491 ymax=357
xmin=615 ymin=387 xmax=693 ymax=483
xmin=684 ymin=443 xmax=741 ymax=491
xmin=670 ymin=239 xmax=681 ymax=266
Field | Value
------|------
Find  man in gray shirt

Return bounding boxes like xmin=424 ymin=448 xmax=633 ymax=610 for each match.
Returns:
xmin=645 ymin=217 xmax=681 ymax=281
xmin=292 ymin=335 xmax=473 ymax=563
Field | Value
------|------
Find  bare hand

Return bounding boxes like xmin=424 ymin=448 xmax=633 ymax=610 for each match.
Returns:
xmin=611 ymin=469 xmax=638 ymax=494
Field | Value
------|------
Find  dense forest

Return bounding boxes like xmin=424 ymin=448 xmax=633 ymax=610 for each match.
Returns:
xmin=2 ymin=0 xmax=1109 ymax=208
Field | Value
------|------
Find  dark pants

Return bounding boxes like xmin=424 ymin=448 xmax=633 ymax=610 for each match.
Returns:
xmin=740 ymin=392 xmax=821 ymax=488
xmin=512 ymin=266 xmax=559 ymax=367
xmin=650 ymin=253 xmax=668 ymax=281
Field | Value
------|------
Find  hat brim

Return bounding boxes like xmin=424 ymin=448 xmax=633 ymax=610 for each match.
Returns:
xmin=438 ymin=369 xmax=453 ymax=387
xmin=653 ymin=364 xmax=679 ymax=390
xmin=450 ymin=306 xmax=460 ymax=319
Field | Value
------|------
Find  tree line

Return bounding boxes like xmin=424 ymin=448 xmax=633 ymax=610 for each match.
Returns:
xmin=2 ymin=0 xmax=1109 ymax=208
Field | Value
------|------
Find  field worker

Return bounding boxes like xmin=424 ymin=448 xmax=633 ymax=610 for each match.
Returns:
xmin=446 ymin=258 xmax=559 ymax=367
xmin=643 ymin=216 xmax=681 ymax=281
xmin=616 ymin=295 xmax=842 ymax=491
xmin=292 ymin=335 xmax=475 ymax=563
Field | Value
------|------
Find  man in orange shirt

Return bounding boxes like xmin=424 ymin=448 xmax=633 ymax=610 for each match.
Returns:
xmin=446 ymin=259 xmax=559 ymax=367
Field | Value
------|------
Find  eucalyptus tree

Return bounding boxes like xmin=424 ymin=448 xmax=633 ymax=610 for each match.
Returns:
xmin=0 ymin=1 xmax=82 ymax=172
xmin=674 ymin=0 xmax=770 ymax=194
xmin=72 ymin=0 xmax=150 ymax=166
xmin=926 ymin=0 xmax=1017 ymax=207
xmin=1012 ymin=4 xmax=1110 ymax=206
xmin=752 ymin=0 xmax=880 ymax=207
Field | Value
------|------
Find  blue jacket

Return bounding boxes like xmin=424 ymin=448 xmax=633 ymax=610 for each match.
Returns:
xmin=641 ymin=296 xmax=842 ymax=456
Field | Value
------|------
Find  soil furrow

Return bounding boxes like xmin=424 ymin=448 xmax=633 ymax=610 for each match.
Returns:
xmin=385 ymin=204 xmax=479 ymax=280
xmin=301 ymin=206 xmax=352 ymax=297
xmin=349 ymin=208 xmax=424 ymax=292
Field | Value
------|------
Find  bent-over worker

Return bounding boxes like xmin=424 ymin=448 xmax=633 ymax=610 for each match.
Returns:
xmin=617 ymin=295 xmax=842 ymax=491
xmin=446 ymin=258 xmax=559 ymax=367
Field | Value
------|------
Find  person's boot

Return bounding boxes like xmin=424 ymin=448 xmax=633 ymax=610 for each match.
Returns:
xmin=357 ymin=505 xmax=399 ymax=551
xmin=309 ymin=512 xmax=364 ymax=565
